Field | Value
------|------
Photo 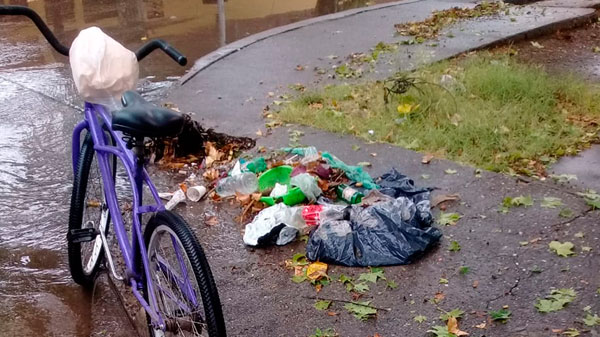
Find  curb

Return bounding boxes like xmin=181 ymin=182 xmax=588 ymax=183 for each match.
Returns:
xmin=458 ymin=8 xmax=596 ymax=52
xmin=179 ymin=0 xmax=422 ymax=85
xmin=179 ymin=0 xmax=597 ymax=86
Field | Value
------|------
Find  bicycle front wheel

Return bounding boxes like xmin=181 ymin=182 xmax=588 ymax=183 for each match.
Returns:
xmin=67 ymin=132 xmax=114 ymax=289
xmin=143 ymin=211 xmax=226 ymax=337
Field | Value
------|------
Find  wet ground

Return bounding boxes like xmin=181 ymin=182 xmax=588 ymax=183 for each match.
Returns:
xmin=505 ymin=17 xmax=600 ymax=191
xmin=0 ymin=0 xmax=394 ymax=336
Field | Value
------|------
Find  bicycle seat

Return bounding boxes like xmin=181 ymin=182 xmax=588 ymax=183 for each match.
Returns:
xmin=112 ymin=91 xmax=184 ymax=138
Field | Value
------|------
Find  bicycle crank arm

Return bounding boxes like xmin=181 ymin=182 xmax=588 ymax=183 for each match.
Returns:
xmin=99 ymin=206 xmax=124 ymax=281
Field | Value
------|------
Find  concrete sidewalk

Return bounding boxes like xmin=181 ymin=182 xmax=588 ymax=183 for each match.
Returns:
xmin=166 ymin=1 xmax=600 ymax=336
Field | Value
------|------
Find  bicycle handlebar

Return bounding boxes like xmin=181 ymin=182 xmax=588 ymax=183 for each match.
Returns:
xmin=0 ymin=5 xmax=69 ymax=56
xmin=0 ymin=5 xmax=187 ymax=66
xmin=135 ymin=39 xmax=187 ymax=66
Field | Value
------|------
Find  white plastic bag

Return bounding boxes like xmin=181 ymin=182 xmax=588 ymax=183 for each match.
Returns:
xmin=243 ymin=204 xmax=305 ymax=246
xmin=69 ymin=27 xmax=139 ymax=104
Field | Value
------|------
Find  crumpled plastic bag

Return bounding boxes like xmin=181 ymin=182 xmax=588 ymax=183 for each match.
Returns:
xmin=321 ymin=152 xmax=378 ymax=190
xmin=377 ymin=168 xmax=433 ymax=225
xmin=305 ymin=197 xmax=442 ymax=266
xmin=69 ymin=27 xmax=139 ymax=104
xmin=243 ymin=203 xmax=304 ymax=246
xmin=290 ymin=173 xmax=321 ymax=202
xmin=306 ymin=168 xmax=441 ymax=266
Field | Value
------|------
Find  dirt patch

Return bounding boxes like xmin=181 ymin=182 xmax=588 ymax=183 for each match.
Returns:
xmin=501 ymin=14 xmax=600 ymax=82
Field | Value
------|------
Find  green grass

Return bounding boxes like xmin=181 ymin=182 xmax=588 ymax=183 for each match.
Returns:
xmin=275 ymin=53 xmax=600 ymax=174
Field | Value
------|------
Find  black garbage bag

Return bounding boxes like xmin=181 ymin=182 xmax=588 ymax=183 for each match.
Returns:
xmin=377 ymin=168 xmax=434 ymax=227
xmin=306 ymin=168 xmax=441 ymax=267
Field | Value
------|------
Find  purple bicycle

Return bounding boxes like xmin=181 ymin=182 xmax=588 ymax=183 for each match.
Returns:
xmin=0 ymin=6 xmax=226 ymax=337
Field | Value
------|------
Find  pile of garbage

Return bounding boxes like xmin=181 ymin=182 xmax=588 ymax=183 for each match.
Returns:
xmin=161 ymin=142 xmax=442 ymax=267
xmin=206 ymin=146 xmax=442 ymax=267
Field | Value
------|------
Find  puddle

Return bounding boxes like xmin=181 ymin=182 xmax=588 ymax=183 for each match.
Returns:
xmin=0 ymin=0 xmax=394 ymax=335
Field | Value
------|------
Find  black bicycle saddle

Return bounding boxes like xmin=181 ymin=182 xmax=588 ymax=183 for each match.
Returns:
xmin=112 ymin=91 xmax=184 ymax=138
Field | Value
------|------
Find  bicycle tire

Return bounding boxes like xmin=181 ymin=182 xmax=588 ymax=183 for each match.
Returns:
xmin=67 ymin=132 xmax=114 ymax=288
xmin=143 ymin=211 xmax=226 ymax=337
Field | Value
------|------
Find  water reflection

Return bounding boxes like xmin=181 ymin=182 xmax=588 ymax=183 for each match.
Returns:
xmin=1 ymin=0 xmax=392 ymax=78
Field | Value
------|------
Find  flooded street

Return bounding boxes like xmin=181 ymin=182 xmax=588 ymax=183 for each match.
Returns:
xmin=0 ymin=0 xmax=391 ymax=336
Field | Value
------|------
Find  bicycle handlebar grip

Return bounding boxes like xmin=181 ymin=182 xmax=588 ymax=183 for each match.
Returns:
xmin=135 ymin=39 xmax=187 ymax=66
xmin=0 ymin=5 xmax=69 ymax=56
xmin=163 ymin=45 xmax=187 ymax=66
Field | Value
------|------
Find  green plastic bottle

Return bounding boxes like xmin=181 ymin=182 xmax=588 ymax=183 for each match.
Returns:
xmin=336 ymin=184 xmax=364 ymax=204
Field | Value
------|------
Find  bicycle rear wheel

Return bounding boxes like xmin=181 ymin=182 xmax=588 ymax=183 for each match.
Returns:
xmin=143 ymin=211 xmax=226 ymax=337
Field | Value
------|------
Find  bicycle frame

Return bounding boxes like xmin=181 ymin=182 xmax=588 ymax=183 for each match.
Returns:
xmin=72 ymin=101 xmax=174 ymax=329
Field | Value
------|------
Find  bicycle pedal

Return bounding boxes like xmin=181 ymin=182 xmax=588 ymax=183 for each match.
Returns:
xmin=67 ymin=228 xmax=98 ymax=243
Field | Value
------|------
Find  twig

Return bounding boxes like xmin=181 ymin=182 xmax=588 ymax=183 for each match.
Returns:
xmin=302 ymin=295 xmax=392 ymax=311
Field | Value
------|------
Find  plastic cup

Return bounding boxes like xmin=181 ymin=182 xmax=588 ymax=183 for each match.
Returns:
xmin=186 ymin=185 xmax=207 ymax=202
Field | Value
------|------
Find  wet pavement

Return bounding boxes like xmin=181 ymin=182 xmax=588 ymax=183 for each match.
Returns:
xmin=164 ymin=0 xmax=600 ymax=335
xmin=0 ymin=0 xmax=392 ymax=336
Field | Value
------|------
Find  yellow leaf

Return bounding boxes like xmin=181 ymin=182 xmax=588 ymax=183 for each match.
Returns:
xmin=306 ymin=261 xmax=328 ymax=281
xmin=447 ymin=317 xmax=469 ymax=336
xmin=397 ymin=103 xmax=414 ymax=114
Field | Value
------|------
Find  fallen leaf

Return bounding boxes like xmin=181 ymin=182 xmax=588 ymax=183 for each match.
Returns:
xmin=472 ymin=280 xmax=479 ymax=288
xmin=432 ymin=194 xmax=460 ymax=208
xmin=314 ymin=300 xmax=332 ymax=310
xmin=549 ymin=241 xmax=575 ymax=257
xmin=475 ymin=322 xmax=486 ymax=329
xmin=203 ymin=168 xmax=219 ymax=181
xmin=437 ymin=211 xmax=462 ymax=225
xmin=205 ymin=216 xmax=219 ymax=226
xmin=306 ymin=262 xmax=328 ymax=281
xmin=421 ymin=153 xmax=434 ymax=164
xmin=344 ymin=301 xmax=377 ymax=321
xmin=447 ymin=316 xmax=469 ymax=336
xmin=434 ymin=291 xmax=446 ymax=303
xmin=256 ymin=130 xmax=263 ymax=137
xmin=541 ymin=197 xmax=562 ymax=208
xmin=327 ymin=311 xmax=338 ymax=316
xmin=530 ymin=41 xmax=544 ymax=49
xmin=414 ymin=315 xmax=427 ymax=323
xmin=563 ymin=328 xmax=580 ymax=336
xmin=449 ymin=240 xmax=461 ymax=252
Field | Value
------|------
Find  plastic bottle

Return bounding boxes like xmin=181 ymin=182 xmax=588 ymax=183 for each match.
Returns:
xmin=302 ymin=205 xmax=346 ymax=227
xmin=216 ymin=172 xmax=259 ymax=197
xmin=336 ymin=184 xmax=364 ymax=204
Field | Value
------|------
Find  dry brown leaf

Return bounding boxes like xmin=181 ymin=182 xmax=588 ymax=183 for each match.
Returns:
xmin=475 ymin=322 xmax=486 ymax=329
xmin=530 ymin=237 xmax=542 ymax=244
xmin=431 ymin=194 xmax=460 ymax=208
xmin=327 ymin=311 xmax=338 ymax=316
xmin=294 ymin=266 xmax=305 ymax=276
xmin=434 ymin=291 xmax=446 ymax=302
xmin=447 ymin=317 xmax=469 ymax=336
xmin=306 ymin=262 xmax=328 ymax=281
xmin=235 ymin=193 xmax=252 ymax=205
xmin=202 ymin=168 xmax=220 ymax=181
xmin=552 ymin=329 xmax=563 ymax=333
xmin=422 ymin=153 xmax=434 ymax=164
xmin=205 ymin=216 xmax=219 ymax=226
xmin=315 ymin=284 xmax=322 ymax=292
xmin=472 ymin=280 xmax=479 ymax=288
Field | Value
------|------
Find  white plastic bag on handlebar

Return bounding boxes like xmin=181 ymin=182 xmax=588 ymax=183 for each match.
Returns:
xmin=69 ymin=27 xmax=139 ymax=105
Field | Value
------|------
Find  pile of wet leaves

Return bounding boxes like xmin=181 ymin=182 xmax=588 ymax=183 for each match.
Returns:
xmin=394 ymin=1 xmax=507 ymax=43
